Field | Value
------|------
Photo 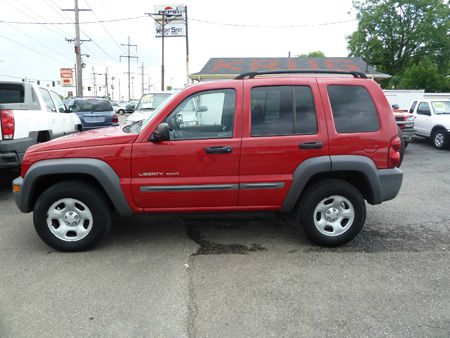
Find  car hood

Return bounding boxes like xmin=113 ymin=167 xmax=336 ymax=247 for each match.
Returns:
xmin=28 ymin=126 xmax=138 ymax=153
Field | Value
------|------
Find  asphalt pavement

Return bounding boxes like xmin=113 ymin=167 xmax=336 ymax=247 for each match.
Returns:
xmin=0 ymin=139 xmax=449 ymax=337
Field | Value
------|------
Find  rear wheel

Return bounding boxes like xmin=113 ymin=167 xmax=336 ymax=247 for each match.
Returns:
xmin=33 ymin=181 xmax=112 ymax=252
xmin=397 ymin=126 xmax=405 ymax=166
xmin=432 ymin=128 xmax=449 ymax=149
xmin=297 ymin=179 xmax=366 ymax=246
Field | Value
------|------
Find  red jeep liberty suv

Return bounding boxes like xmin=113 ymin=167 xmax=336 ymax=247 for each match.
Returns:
xmin=13 ymin=70 xmax=403 ymax=251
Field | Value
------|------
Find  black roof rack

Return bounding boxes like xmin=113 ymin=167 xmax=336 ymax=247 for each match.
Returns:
xmin=234 ymin=70 xmax=368 ymax=80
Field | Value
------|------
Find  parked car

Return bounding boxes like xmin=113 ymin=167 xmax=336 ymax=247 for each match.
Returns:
xmin=126 ymin=92 xmax=172 ymax=125
xmin=409 ymin=99 xmax=450 ymax=149
xmin=13 ymin=70 xmax=403 ymax=252
xmin=0 ymin=81 xmax=81 ymax=169
xmin=392 ymin=104 xmax=416 ymax=148
xmin=65 ymin=98 xmax=118 ymax=131
xmin=124 ymin=100 xmax=139 ymax=114
xmin=111 ymin=101 xmax=126 ymax=115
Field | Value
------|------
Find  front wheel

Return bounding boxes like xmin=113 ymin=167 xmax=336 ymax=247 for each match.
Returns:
xmin=33 ymin=181 xmax=112 ymax=252
xmin=297 ymin=179 xmax=366 ymax=246
xmin=432 ymin=128 xmax=449 ymax=149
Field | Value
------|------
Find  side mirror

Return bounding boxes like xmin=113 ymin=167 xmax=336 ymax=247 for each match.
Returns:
xmin=198 ymin=105 xmax=208 ymax=113
xmin=150 ymin=123 xmax=170 ymax=142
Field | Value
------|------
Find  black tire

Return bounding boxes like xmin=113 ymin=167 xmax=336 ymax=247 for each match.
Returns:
xmin=33 ymin=181 xmax=112 ymax=252
xmin=404 ymin=140 xmax=408 ymax=149
xmin=297 ymin=179 xmax=366 ymax=247
xmin=432 ymin=128 xmax=449 ymax=150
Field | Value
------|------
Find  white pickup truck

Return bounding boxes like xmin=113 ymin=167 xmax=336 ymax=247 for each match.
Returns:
xmin=0 ymin=81 xmax=81 ymax=169
xmin=409 ymin=99 xmax=450 ymax=149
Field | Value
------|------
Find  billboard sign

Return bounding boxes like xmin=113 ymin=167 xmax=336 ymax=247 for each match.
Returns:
xmin=154 ymin=4 xmax=184 ymax=23
xmin=60 ymin=68 xmax=73 ymax=87
xmin=155 ymin=22 xmax=186 ymax=37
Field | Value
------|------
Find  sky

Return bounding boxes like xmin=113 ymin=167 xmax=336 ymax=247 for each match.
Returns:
xmin=0 ymin=0 xmax=358 ymax=100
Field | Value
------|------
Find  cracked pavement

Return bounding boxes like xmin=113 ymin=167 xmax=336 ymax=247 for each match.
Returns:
xmin=1 ymin=139 xmax=449 ymax=337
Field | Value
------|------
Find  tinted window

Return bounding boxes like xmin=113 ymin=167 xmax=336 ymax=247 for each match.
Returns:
xmin=0 ymin=83 xmax=24 ymax=103
xmin=417 ymin=102 xmax=431 ymax=115
xmin=251 ymin=86 xmax=317 ymax=136
xmin=328 ymin=85 xmax=380 ymax=133
xmin=39 ymin=88 xmax=56 ymax=112
xmin=409 ymin=101 xmax=417 ymax=114
xmin=71 ymin=99 xmax=113 ymax=112
xmin=165 ymin=89 xmax=235 ymax=140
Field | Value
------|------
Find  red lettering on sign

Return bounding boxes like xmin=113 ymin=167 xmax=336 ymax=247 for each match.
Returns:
xmin=250 ymin=59 xmax=279 ymax=71
xmin=325 ymin=60 xmax=360 ymax=72
xmin=288 ymin=59 xmax=297 ymax=70
xmin=308 ymin=59 xmax=319 ymax=70
xmin=211 ymin=60 xmax=243 ymax=73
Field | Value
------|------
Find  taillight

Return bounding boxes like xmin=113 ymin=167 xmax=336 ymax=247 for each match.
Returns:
xmin=112 ymin=113 xmax=119 ymax=124
xmin=388 ymin=135 xmax=401 ymax=167
xmin=1 ymin=109 xmax=15 ymax=140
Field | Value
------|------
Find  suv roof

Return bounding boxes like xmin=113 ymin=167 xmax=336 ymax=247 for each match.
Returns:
xmin=234 ymin=70 xmax=368 ymax=79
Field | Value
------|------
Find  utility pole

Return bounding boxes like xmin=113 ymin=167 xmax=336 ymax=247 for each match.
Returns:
xmin=184 ymin=6 xmax=190 ymax=85
xmin=105 ymin=67 xmax=109 ymax=98
xmin=63 ymin=0 xmax=91 ymax=97
xmin=145 ymin=10 xmax=182 ymax=91
xmin=120 ymin=36 xmax=138 ymax=101
xmin=139 ymin=63 xmax=148 ymax=96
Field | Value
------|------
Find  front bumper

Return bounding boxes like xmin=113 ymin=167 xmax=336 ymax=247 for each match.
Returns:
xmin=12 ymin=176 xmax=26 ymax=212
xmin=399 ymin=127 xmax=416 ymax=142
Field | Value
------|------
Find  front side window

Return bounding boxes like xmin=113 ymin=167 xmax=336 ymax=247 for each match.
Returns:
xmin=251 ymin=86 xmax=317 ymax=136
xmin=328 ymin=85 xmax=380 ymax=133
xmin=164 ymin=89 xmax=236 ymax=140
xmin=39 ymin=88 xmax=56 ymax=112
xmin=50 ymin=91 xmax=66 ymax=113
xmin=417 ymin=102 xmax=431 ymax=115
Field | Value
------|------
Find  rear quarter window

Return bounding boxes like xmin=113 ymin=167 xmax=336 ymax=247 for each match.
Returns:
xmin=328 ymin=85 xmax=380 ymax=133
xmin=0 ymin=83 xmax=24 ymax=103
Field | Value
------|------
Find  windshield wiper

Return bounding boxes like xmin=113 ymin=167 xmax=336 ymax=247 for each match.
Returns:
xmin=122 ymin=119 xmax=143 ymax=133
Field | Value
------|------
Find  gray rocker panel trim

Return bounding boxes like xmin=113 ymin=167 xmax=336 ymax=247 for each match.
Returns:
xmin=17 ymin=158 xmax=132 ymax=216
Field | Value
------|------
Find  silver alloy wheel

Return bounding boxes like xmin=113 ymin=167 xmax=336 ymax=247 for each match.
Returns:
xmin=434 ymin=132 xmax=444 ymax=148
xmin=313 ymin=195 xmax=355 ymax=237
xmin=46 ymin=198 xmax=93 ymax=242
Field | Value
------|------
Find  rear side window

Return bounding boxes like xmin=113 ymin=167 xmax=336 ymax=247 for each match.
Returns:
xmin=0 ymin=83 xmax=24 ymax=103
xmin=251 ymin=86 xmax=317 ymax=136
xmin=328 ymin=85 xmax=380 ymax=133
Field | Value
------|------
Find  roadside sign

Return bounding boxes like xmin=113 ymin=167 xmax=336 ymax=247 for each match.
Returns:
xmin=154 ymin=4 xmax=184 ymax=23
xmin=60 ymin=68 xmax=73 ymax=87
xmin=155 ymin=22 xmax=186 ymax=37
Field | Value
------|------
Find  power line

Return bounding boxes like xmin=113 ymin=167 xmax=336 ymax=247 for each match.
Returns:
xmin=84 ymin=0 xmax=129 ymax=56
xmin=0 ymin=17 xmax=356 ymax=29
xmin=0 ymin=33 xmax=69 ymax=64
xmin=0 ymin=16 xmax=147 ymax=25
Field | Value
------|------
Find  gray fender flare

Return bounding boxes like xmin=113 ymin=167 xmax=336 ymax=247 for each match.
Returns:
xmin=19 ymin=158 xmax=132 ymax=216
xmin=281 ymin=155 xmax=384 ymax=213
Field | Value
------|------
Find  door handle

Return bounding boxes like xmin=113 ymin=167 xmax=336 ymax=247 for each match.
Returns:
xmin=205 ymin=146 xmax=233 ymax=154
xmin=299 ymin=142 xmax=323 ymax=149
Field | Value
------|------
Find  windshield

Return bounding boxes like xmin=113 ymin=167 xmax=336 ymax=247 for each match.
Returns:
xmin=136 ymin=93 xmax=171 ymax=110
xmin=431 ymin=101 xmax=450 ymax=114
xmin=134 ymin=93 xmax=177 ymax=133
xmin=72 ymin=99 xmax=113 ymax=112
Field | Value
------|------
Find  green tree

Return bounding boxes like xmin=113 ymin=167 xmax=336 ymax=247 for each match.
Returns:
xmin=400 ymin=57 xmax=449 ymax=92
xmin=347 ymin=0 xmax=450 ymax=85
xmin=297 ymin=51 xmax=326 ymax=57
